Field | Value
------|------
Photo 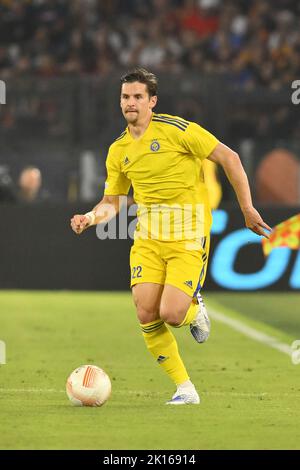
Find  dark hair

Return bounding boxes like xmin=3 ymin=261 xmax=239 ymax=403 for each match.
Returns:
xmin=120 ymin=67 xmax=158 ymax=97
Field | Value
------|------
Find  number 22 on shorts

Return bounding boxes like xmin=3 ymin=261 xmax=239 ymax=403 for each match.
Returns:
xmin=131 ymin=265 xmax=143 ymax=279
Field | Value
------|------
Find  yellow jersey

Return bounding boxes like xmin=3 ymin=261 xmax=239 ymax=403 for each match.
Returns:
xmin=104 ymin=113 xmax=219 ymax=240
xmin=202 ymin=160 xmax=222 ymax=209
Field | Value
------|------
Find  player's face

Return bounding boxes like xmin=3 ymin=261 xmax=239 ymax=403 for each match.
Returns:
xmin=120 ymin=82 xmax=157 ymax=124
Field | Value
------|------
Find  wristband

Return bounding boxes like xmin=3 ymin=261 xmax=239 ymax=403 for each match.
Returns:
xmin=85 ymin=211 xmax=96 ymax=225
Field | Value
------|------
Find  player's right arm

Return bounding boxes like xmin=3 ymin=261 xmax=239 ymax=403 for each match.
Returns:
xmin=71 ymin=141 xmax=131 ymax=235
xmin=70 ymin=194 xmax=122 ymax=235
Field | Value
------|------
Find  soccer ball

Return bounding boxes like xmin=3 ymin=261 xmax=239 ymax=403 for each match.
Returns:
xmin=66 ymin=364 xmax=111 ymax=407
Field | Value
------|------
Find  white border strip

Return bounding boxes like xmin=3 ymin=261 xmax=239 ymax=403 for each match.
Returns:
xmin=209 ymin=308 xmax=293 ymax=356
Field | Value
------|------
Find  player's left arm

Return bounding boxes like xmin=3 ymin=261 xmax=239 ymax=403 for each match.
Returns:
xmin=207 ymin=142 xmax=272 ymax=239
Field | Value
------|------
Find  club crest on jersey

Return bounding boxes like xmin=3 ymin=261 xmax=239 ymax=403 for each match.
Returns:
xmin=150 ymin=140 xmax=160 ymax=152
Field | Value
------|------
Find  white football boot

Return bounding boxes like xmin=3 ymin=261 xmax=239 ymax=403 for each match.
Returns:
xmin=190 ymin=292 xmax=210 ymax=343
xmin=166 ymin=381 xmax=200 ymax=405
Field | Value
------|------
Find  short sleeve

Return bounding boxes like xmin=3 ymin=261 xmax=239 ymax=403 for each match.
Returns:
xmin=104 ymin=146 xmax=131 ymax=195
xmin=180 ymin=122 xmax=219 ymax=160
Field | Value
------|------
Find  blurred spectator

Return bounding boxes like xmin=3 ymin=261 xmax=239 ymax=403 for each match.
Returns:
xmin=0 ymin=0 xmax=299 ymax=205
xmin=0 ymin=166 xmax=16 ymax=203
xmin=0 ymin=0 xmax=299 ymax=144
xmin=255 ymin=149 xmax=300 ymax=205
xmin=0 ymin=0 xmax=299 ymax=90
xmin=18 ymin=166 xmax=48 ymax=203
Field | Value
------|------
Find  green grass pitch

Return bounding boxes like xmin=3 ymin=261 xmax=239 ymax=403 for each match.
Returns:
xmin=0 ymin=291 xmax=300 ymax=450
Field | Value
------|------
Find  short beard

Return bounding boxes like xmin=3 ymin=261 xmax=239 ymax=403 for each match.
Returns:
xmin=125 ymin=112 xmax=138 ymax=124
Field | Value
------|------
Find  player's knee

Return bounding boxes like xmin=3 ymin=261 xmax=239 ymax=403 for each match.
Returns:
xmin=133 ymin=297 xmax=153 ymax=324
xmin=136 ymin=306 xmax=158 ymax=325
xmin=160 ymin=306 xmax=184 ymax=327
xmin=132 ymin=285 xmax=162 ymax=325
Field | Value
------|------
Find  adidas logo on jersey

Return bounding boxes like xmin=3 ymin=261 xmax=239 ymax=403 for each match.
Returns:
xmin=124 ymin=156 xmax=130 ymax=165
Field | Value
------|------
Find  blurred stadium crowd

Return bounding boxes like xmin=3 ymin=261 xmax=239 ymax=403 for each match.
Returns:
xmin=0 ymin=0 xmax=299 ymax=204
xmin=0 ymin=0 xmax=300 ymax=90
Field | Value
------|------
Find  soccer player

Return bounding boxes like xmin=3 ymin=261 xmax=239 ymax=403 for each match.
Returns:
xmin=71 ymin=68 xmax=271 ymax=405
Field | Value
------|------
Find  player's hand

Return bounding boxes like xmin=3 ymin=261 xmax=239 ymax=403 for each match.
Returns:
xmin=242 ymin=207 xmax=272 ymax=239
xmin=70 ymin=214 xmax=91 ymax=235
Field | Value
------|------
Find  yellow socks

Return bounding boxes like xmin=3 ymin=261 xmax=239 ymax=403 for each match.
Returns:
xmin=140 ymin=301 xmax=197 ymax=385
xmin=141 ymin=320 xmax=189 ymax=385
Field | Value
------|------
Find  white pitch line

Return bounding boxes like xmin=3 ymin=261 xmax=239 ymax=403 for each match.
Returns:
xmin=209 ymin=307 xmax=293 ymax=357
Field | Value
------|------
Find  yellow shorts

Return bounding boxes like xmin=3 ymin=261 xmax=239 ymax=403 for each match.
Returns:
xmin=130 ymin=237 xmax=210 ymax=298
